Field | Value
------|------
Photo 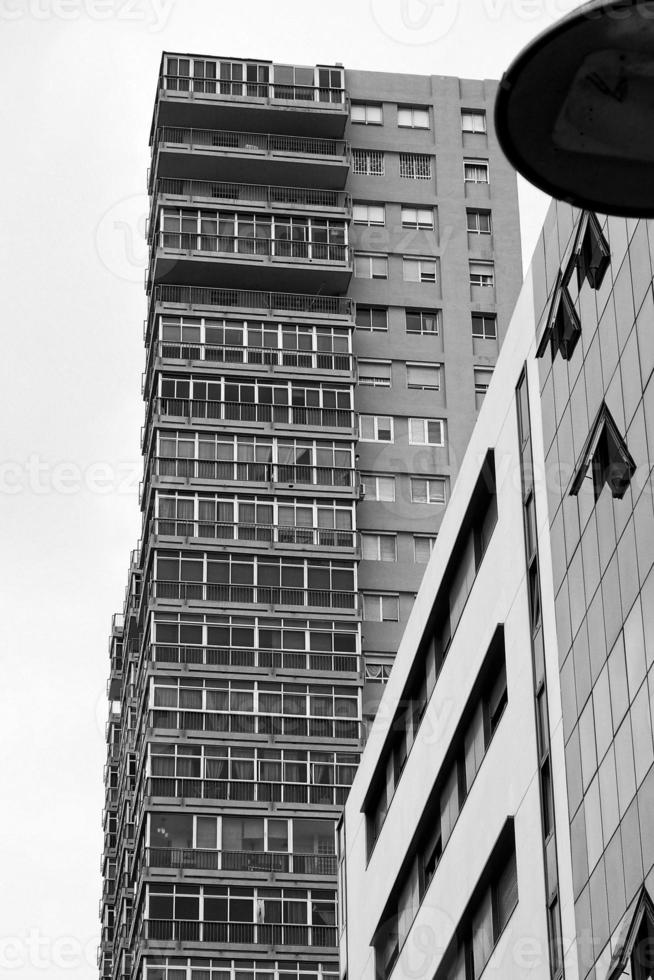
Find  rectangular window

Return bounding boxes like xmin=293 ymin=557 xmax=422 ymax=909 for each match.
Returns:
xmin=403 ymin=257 xmax=436 ymax=284
xmin=406 ymin=309 xmax=440 ymax=335
xmin=359 ymin=415 xmax=394 ymax=442
xmin=469 ymin=261 xmax=495 ymax=287
xmin=407 ymin=363 xmax=440 ymax=390
xmin=397 ymin=106 xmax=430 ymax=128
xmin=474 ymin=368 xmax=493 ymax=395
xmin=351 ymin=103 xmax=383 ymax=125
xmin=409 ymin=418 xmax=444 ymax=446
xmin=413 ymin=535 xmax=437 ymax=563
xmin=361 ymin=533 xmax=397 ymax=562
xmin=467 ymin=209 xmax=492 ymax=234
xmin=353 ymin=203 xmax=386 ymax=226
xmin=399 ymin=153 xmax=432 ymax=179
xmin=359 ymin=360 xmax=392 ymax=388
xmin=464 ymin=160 xmax=489 ymax=183
xmin=354 ymin=253 xmax=388 ymax=279
xmin=401 ymin=206 xmax=435 ymax=230
xmin=361 ymin=474 xmax=396 ymax=502
xmin=410 ymin=477 xmax=446 ymax=504
xmin=472 ymin=312 xmax=497 ymax=340
xmin=362 ymin=593 xmax=399 ymax=622
xmin=356 ymin=306 xmax=388 ymax=331
xmin=352 ymin=149 xmax=385 ymax=176
xmin=461 ymin=110 xmax=487 ymax=133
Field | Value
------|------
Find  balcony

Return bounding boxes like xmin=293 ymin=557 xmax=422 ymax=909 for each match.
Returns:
xmin=153 ymin=57 xmax=348 ymax=138
xmin=147 ymin=642 xmax=361 ymax=675
xmin=151 ymin=127 xmax=350 ymax=190
xmin=148 ymin=517 xmax=358 ymax=553
xmin=143 ymin=846 xmax=337 ymax=876
xmin=140 ymin=917 xmax=337 ymax=948
xmin=148 ymin=179 xmax=351 ymax=243
xmin=152 ymin=397 xmax=355 ymax=432
xmin=144 ymin=775 xmax=350 ymax=807
xmin=148 ymin=231 xmax=353 ymax=293
xmin=147 ymin=579 xmax=357 ymax=612
xmin=145 ymin=707 xmax=360 ymax=741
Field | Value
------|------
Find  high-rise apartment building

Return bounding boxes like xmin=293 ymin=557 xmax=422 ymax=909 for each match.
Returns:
xmin=340 ymin=201 xmax=654 ymax=980
xmin=99 ymin=55 xmax=521 ymax=980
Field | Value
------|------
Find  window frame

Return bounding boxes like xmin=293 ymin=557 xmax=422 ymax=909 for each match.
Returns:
xmin=353 ymin=202 xmax=386 ymax=226
xmin=359 ymin=415 xmax=394 ymax=443
xmin=406 ymin=309 xmax=440 ymax=335
xmin=403 ymin=256 xmax=437 ymax=284
xmin=399 ymin=153 xmax=433 ymax=180
xmin=358 ymin=359 xmax=392 ymax=388
xmin=401 ymin=206 xmax=435 ymax=230
xmin=471 ymin=312 xmax=497 ymax=340
xmin=397 ymin=105 xmax=430 ymax=129
xmin=351 ymin=102 xmax=383 ymax=125
xmin=461 ymin=109 xmax=487 ymax=134
xmin=410 ymin=476 xmax=446 ymax=504
xmin=361 ymin=533 xmax=398 ymax=563
xmin=354 ymin=252 xmax=388 ymax=280
xmin=406 ymin=362 xmax=441 ymax=391
xmin=408 ymin=417 xmax=445 ymax=446
xmin=464 ymin=159 xmax=490 ymax=184
xmin=355 ymin=306 xmax=388 ymax=332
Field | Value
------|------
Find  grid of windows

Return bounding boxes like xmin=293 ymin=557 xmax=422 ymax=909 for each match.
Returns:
xmin=353 ymin=203 xmax=386 ymax=226
xmin=401 ymin=206 xmax=435 ymax=230
xmin=359 ymin=415 xmax=394 ymax=442
xmin=406 ymin=363 xmax=440 ymax=390
xmin=470 ymin=261 xmax=495 ymax=287
xmin=355 ymin=306 xmax=388 ymax=331
xmin=403 ymin=257 xmax=437 ymax=284
xmin=351 ymin=103 xmax=383 ymax=125
xmin=410 ymin=477 xmax=446 ymax=504
xmin=406 ymin=309 xmax=440 ymax=335
xmin=472 ymin=312 xmax=497 ymax=340
xmin=361 ymin=474 xmax=396 ymax=502
xmin=399 ymin=153 xmax=432 ymax=180
xmin=352 ymin=149 xmax=384 ymax=176
xmin=362 ymin=593 xmax=400 ymax=622
xmin=467 ymin=209 xmax=492 ymax=234
xmin=354 ymin=253 xmax=388 ymax=279
xmin=361 ymin=533 xmax=397 ymax=562
xmin=464 ymin=160 xmax=489 ymax=183
xmin=358 ymin=360 xmax=392 ymax=388
xmin=409 ymin=418 xmax=444 ymax=446
xmin=397 ymin=106 xmax=429 ymax=128
xmin=461 ymin=109 xmax=487 ymax=133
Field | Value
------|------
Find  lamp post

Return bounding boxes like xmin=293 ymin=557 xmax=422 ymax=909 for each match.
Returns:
xmin=494 ymin=0 xmax=654 ymax=217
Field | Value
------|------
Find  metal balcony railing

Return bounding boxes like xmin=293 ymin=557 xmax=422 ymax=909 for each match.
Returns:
xmin=148 ymin=579 xmax=357 ymax=611
xmin=145 ymin=456 xmax=356 ymax=491
xmin=148 ymin=642 xmax=360 ymax=674
xmin=153 ymin=176 xmax=350 ymax=212
xmin=153 ymin=126 xmax=349 ymax=160
xmin=149 ymin=517 xmax=357 ymax=550
xmin=149 ymin=339 xmax=354 ymax=373
xmin=155 ymin=232 xmax=351 ymax=265
xmin=160 ymin=73 xmax=347 ymax=106
xmin=151 ymin=283 xmax=354 ymax=318
xmin=145 ymin=776 xmax=350 ymax=807
xmin=153 ymin=398 xmax=354 ymax=429
xmin=146 ymin=708 xmax=360 ymax=740
xmin=143 ymin=846 xmax=337 ymax=875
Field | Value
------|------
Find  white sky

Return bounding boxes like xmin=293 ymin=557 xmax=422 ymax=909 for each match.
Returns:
xmin=0 ymin=1 xmax=580 ymax=976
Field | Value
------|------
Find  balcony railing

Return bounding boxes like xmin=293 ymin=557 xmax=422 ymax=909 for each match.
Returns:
xmin=153 ymin=398 xmax=355 ymax=429
xmin=144 ymin=846 xmax=337 ymax=875
xmin=149 ymin=339 xmax=354 ymax=374
xmin=148 ymin=643 xmax=360 ymax=674
xmin=145 ymin=776 xmax=350 ymax=807
xmin=155 ymin=232 xmax=351 ymax=265
xmin=146 ymin=708 xmax=360 ymax=740
xmin=151 ymin=283 xmax=354 ymax=318
xmin=149 ymin=517 xmax=357 ymax=550
xmin=148 ymin=580 xmax=357 ymax=611
xmin=160 ymin=73 xmax=346 ymax=106
xmin=142 ymin=917 xmax=336 ymax=947
xmin=153 ymin=127 xmax=349 ymax=160
xmin=145 ymin=456 xmax=357 ymax=491
xmin=153 ymin=177 xmax=350 ymax=212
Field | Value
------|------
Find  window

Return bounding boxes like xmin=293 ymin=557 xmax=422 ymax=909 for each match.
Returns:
xmin=469 ymin=261 xmax=494 ymax=287
xmin=472 ymin=312 xmax=497 ymax=340
xmin=399 ymin=153 xmax=432 ymax=179
xmin=410 ymin=477 xmax=446 ymax=504
xmin=403 ymin=257 xmax=437 ymax=284
xmin=355 ymin=306 xmax=388 ymax=331
xmin=414 ymin=536 xmax=437 ymax=563
xmin=474 ymin=368 xmax=493 ymax=395
xmin=361 ymin=533 xmax=397 ymax=562
xmin=361 ymin=474 xmax=395 ymax=502
xmin=604 ymin=887 xmax=654 ymax=980
xmin=573 ymin=210 xmax=610 ymax=289
xmin=461 ymin=110 xmax=487 ymax=133
xmin=352 ymin=149 xmax=384 ymax=176
xmin=358 ymin=360 xmax=392 ymax=388
xmin=409 ymin=418 xmax=444 ymax=446
xmin=464 ymin=160 xmax=489 ymax=183
xmin=351 ymin=103 xmax=383 ymax=125
xmin=353 ymin=203 xmax=386 ymax=226
xmin=354 ymin=253 xmax=388 ymax=279
xmin=536 ymin=273 xmax=580 ymax=361
xmin=401 ymin=206 xmax=435 ymax=230
xmin=397 ymin=106 xmax=430 ymax=128
xmin=570 ymin=402 xmax=636 ymax=502
xmin=365 ymin=661 xmax=392 ymax=683
xmin=406 ymin=363 xmax=440 ymax=390
xmin=406 ymin=309 xmax=440 ymax=335
xmin=362 ymin=593 xmax=399 ymax=622
xmin=359 ymin=415 xmax=394 ymax=442
xmin=467 ymin=209 xmax=492 ymax=234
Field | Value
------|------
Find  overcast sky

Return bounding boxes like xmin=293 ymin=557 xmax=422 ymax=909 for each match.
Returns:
xmin=0 ymin=1 xmax=581 ymax=976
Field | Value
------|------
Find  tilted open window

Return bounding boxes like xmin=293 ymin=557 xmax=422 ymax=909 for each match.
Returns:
xmin=573 ymin=210 xmax=610 ymax=290
xmin=536 ymin=272 xmax=581 ymax=362
xmin=606 ymin=887 xmax=654 ymax=980
xmin=570 ymin=402 xmax=636 ymax=502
